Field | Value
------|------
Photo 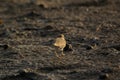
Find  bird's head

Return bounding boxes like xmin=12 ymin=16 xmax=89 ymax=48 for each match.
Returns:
xmin=59 ymin=34 xmax=64 ymax=38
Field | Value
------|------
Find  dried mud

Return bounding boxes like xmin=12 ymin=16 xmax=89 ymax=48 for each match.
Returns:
xmin=0 ymin=0 xmax=120 ymax=80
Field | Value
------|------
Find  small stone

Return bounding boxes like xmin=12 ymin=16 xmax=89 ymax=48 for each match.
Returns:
xmin=64 ymin=44 xmax=73 ymax=51
xmin=99 ymin=73 xmax=109 ymax=80
xmin=38 ymin=4 xmax=45 ymax=9
xmin=0 ymin=44 xmax=9 ymax=50
xmin=43 ymin=25 xmax=53 ymax=30
xmin=101 ymin=68 xmax=113 ymax=73
xmin=26 ymin=11 xmax=39 ymax=17
xmin=82 ymin=45 xmax=92 ymax=50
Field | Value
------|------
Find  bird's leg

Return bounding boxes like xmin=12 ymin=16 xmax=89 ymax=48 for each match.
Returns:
xmin=60 ymin=48 xmax=65 ymax=56
xmin=61 ymin=51 xmax=65 ymax=56
xmin=54 ymin=51 xmax=60 ymax=58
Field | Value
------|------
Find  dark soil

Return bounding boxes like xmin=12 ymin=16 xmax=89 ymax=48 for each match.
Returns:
xmin=0 ymin=0 xmax=120 ymax=80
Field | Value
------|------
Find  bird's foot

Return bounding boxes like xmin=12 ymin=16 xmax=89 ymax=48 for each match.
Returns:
xmin=61 ymin=52 xmax=65 ymax=56
xmin=61 ymin=53 xmax=65 ymax=56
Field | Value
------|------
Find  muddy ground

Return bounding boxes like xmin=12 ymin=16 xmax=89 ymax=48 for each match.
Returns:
xmin=0 ymin=0 xmax=120 ymax=80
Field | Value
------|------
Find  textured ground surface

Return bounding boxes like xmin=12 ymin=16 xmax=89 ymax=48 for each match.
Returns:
xmin=0 ymin=0 xmax=120 ymax=80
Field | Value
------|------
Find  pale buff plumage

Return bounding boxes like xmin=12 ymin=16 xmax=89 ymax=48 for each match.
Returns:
xmin=53 ymin=34 xmax=66 ymax=57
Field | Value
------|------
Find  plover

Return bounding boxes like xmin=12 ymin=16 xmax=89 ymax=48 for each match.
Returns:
xmin=53 ymin=34 xmax=66 ymax=57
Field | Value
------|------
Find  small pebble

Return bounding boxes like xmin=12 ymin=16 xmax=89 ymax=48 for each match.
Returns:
xmin=0 ymin=44 xmax=9 ymax=50
xmin=101 ymin=68 xmax=113 ymax=73
xmin=64 ymin=44 xmax=73 ymax=51
xmin=82 ymin=45 xmax=92 ymax=50
xmin=99 ymin=73 xmax=109 ymax=80
xmin=43 ymin=25 xmax=53 ymax=30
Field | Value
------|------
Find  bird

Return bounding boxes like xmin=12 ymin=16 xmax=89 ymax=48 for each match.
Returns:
xmin=53 ymin=34 xmax=66 ymax=58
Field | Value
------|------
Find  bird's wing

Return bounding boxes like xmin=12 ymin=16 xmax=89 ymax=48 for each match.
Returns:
xmin=54 ymin=38 xmax=66 ymax=47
